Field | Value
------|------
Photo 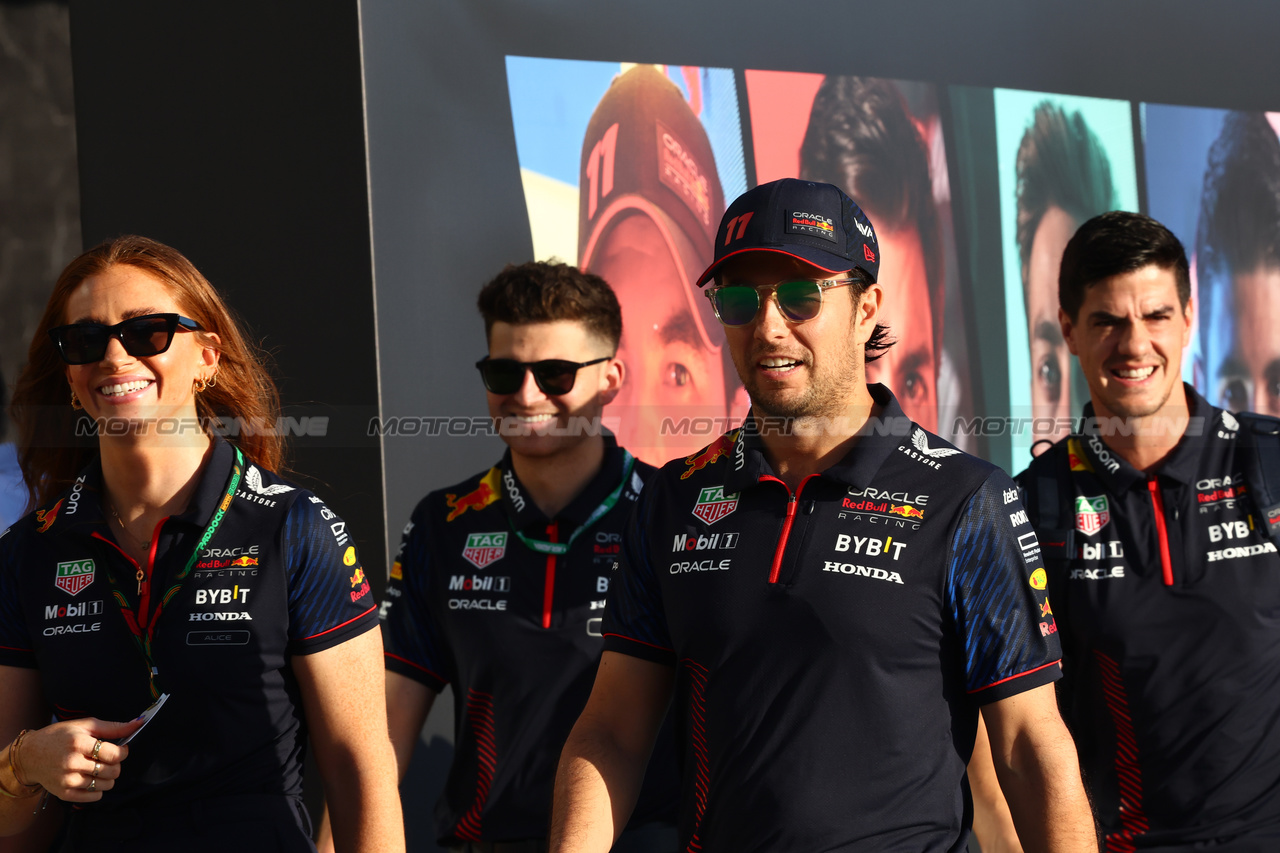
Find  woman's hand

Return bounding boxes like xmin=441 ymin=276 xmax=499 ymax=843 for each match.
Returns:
xmin=18 ymin=718 xmax=144 ymax=803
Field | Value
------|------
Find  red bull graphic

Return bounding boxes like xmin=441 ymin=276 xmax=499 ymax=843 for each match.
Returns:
xmin=342 ymin=545 xmax=357 ymax=566
xmin=446 ymin=468 xmax=501 ymax=522
xmin=1040 ymin=599 xmax=1053 ymax=618
xmin=390 ymin=560 xmax=403 ymax=581
xmin=1067 ymin=438 xmax=1093 ymax=473
xmin=35 ymin=499 xmax=63 ymax=534
xmin=229 ymin=556 xmax=258 ymax=568
xmin=55 ymin=559 xmax=95 ymax=597
xmin=692 ymin=486 xmax=739 ymax=525
xmin=349 ymin=567 xmax=370 ymax=602
xmin=681 ymin=432 xmax=737 ymax=480
xmin=888 ymin=504 xmax=925 ymax=521
xmin=1029 ymin=567 xmax=1048 ymax=590
xmin=462 ymin=532 xmax=508 ymax=570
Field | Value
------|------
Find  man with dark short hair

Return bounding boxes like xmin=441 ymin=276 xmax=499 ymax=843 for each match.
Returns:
xmin=1196 ymin=111 xmax=1280 ymax=418
xmin=1004 ymin=210 xmax=1280 ymax=849
xmin=800 ymin=75 xmax=946 ymax=431
xmin=1016 ymin=102 xmax=1115 ymax=446
xmin=549 ymin=179 xmax=1094 ymax=852
xmin=374 ymin=261 xmax=678 ymax=852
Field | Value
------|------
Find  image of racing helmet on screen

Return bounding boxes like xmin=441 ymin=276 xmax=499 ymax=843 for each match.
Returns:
xmin=1196 ymin=111 xmax=1280 ymax=417
xmin=1016 ymin=101 xmax=1115 ymax=446
xmin=578 ymin=64 xmax=730 ymax=466
xmin=798 ymin=76 xmax=945 ymax=432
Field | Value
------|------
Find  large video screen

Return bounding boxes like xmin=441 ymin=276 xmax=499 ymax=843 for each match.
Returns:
xmin=503 ymin=58 xmax=1280 ymax=472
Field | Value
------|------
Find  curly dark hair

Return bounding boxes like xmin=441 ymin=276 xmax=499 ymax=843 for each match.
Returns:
xmin=799 ymin=75 xmax=932 ymax=365
xmin=477 ymin=260 xmax=623 ymax=349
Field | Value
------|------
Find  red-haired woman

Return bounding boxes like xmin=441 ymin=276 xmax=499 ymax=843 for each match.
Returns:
xmin=0 ymin=236 xmax=403 ymax=852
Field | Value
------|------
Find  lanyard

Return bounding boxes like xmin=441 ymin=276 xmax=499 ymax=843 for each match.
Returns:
xmin=100 ymin=447 xmax=245 ymax=698
xmin=509 ymin=452 xmax=635 ymax=556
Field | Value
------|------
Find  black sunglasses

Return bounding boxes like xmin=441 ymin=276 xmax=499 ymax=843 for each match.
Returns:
xmin=475 ymin=356 xmax=611 ymax=396
xmin=705 ymin=278 xmax=857 ymax=327
xmin=48 ymin=313 xmax=204 ymax=365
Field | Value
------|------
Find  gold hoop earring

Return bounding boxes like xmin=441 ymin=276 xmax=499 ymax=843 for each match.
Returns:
xmin=206 ymin=367 xmax=219 ymax=389
xmin=194 ymin=377 xmax=208 ymax=394
xmin=70 ymin=389 xmax=83 ymax=410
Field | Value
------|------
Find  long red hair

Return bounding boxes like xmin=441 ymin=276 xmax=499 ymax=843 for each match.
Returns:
xmin=10 ymin=235 xmax=285 ymax=511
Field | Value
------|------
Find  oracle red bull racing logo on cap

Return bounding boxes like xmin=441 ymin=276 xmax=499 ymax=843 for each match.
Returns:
xmin=692 ymin=486 xmax=739 ymax=525
xmin=786 ymin=210 xmax=837 ymax=244
xmin=462 ymin=532 xmax=508 ymax=569
xmin=1074 ymin=495 xmax=1110 ymax=536
xmin=55 ymin=559 xmax=95 ymax=597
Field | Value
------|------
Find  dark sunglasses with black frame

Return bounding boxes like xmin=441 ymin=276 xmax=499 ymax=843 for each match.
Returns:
xmin=48 ymin=313 xmax=204 ymax=366
xmin=475 ymin=356 xmax=612 ymax=396
xmin=705 ymin=277 xmax=858 ymax=327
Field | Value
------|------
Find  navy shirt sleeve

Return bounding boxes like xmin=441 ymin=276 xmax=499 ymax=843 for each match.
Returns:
xmin=381 ymin=499 xmax=450 ymax=692
xmin=602 ymin=483 xmax=676 ymax=666
xmin=282 ymin=494 xmax=379 ymax=654
xmin=946 ymin=470 xmax=1062 ymax=703
xmin=0 ymin=525 xmax=35 ymax=667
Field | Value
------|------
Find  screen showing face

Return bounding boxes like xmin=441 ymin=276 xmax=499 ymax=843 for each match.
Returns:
xmin=743 ymin=70 xmax=971 ymax=441
xmin=994 ymin=89 xmax=1140 ymax=465
xmin=507 ymin=58 xmax=747 ymax=465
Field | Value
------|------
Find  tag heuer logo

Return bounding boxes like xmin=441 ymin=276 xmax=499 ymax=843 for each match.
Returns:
xmin=462 ymin=532 xmax=508 ymax=569
xmin=692 ymin=486 xmax=739 ymax=525
xmin=1074 ymin=495 xmax=1110 ymax=536
xmin=55 ymin=560 xmax=95 ymax=597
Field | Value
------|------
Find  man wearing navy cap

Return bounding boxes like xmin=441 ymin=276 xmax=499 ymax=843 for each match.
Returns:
xmin=549 ymin=179 xmax=1095 ymax=852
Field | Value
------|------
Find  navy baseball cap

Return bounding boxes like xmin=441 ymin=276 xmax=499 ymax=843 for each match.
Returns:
xmin=695 ymin=178 xmax=880 ymax=286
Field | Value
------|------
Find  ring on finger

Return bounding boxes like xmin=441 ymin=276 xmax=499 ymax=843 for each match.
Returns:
xmin=92 ymin=761 xmax=101 ymax=777
xmin=91 ymin=739 xmax=103 ymax=760
xmin=86 ymin=778 xmax=96 ymax=792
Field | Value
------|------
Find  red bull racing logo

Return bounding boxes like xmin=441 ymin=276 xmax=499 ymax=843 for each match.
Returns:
xmin=887 ymin=504 xmax=925 ymax=521
xmin=35 ymin=499 xmax=63 ymax=533
xmin=462 ymin=532 xmax=508 ymax=569
xmin=446 ymin=468 xmax=501 ymax=522
xmin=692 ymin=486 xmax=739 ymax=526
xmin=681 ymin=432 xmax=737 ymax=480
xmin=349 ymin=567 xmax=370 ymax=602
xmin=229 ymin=556 xmax=258 ymax=568
xmin=1067 ymin=438 xmax=1093 ymax=472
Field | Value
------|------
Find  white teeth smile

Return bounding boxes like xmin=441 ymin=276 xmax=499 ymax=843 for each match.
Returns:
xmin=1113 ymin=367 xmax=1156 ymax=380
xmin=760 ymin=357 xmax=801 ymax=369
xmin=99 ymin=380 xmax=152 ymax=397
xmin=514 ymin=414 xmax=555 ymax=423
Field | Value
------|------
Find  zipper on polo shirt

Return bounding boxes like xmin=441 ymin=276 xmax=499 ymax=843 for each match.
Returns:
xmin=1147 ymin=478 xmax=1174 ymax=586
xmin=542 ymin=521 xmax=558 ymax=628
xmin=92 ymin=515 xmax=169 ymax=618
xmin=758 ymin=474 xmax=819 ymax=584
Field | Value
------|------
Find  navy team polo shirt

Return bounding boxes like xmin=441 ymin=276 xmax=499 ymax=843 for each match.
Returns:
xmin=0 ymin=437 xmax=379 ymax=810
xmin=381 ymin=436 xmax=678 ymax=845
xmin=1019 ymin=387 xmax=1280 ymax=849
xmin=603 ymin=385 xmax=1061 ymax=853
